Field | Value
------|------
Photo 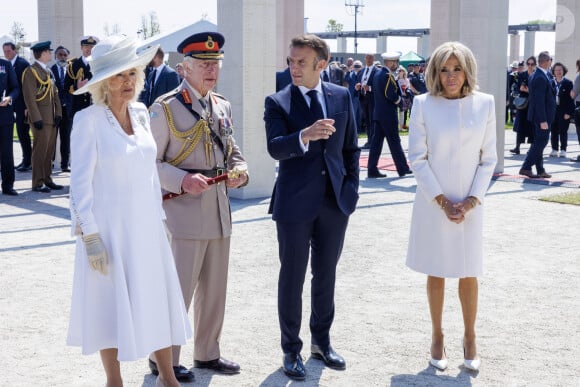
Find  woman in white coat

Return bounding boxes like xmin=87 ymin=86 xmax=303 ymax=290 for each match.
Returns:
xmin=406 ymin=42 xmax=497 ymax=372
xmin=67 ymin=36 xmax=191 ymax=387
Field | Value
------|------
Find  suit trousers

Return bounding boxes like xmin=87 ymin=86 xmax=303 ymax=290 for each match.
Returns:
xmin=171 ymin=237 xmax=230 ymax=363
xmin=359 ymin=93 xmax=375 ymax=143
xmin=550 ymin=112 xmax=570 ymax=152
xmin=368 ymin=119 xmax=410 ymax=176
xmin=31 ymin=125 xmax=57 ymax=188
xmin=57 ymin=106 xmax=71 ymax=168
xmin=15 ymin=110 xmax=31 ymax=166
xmin=276 ymin=196 xmax=349 ymax=354
xmin=522 ymin=123 xmax=550 ymax=173
xmin=0 ymin=123 xmax=15 ymax=190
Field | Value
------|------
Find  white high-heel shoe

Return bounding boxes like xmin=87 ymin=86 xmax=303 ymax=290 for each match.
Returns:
xmin=463 ymin=340 xmax=481 ymax=371
xmin=429 ymin=347 xmax=448 ymax=371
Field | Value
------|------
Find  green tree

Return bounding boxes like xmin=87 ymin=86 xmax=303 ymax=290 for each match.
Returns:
xmin=9 ymin=22 xmax=26 ymax=48
xmin=326 ymin=19 xmax=343 ymax=32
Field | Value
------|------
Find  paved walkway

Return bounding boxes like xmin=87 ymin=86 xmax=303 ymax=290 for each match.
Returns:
xmin=1 ymin=129 xmax=579 ymax=386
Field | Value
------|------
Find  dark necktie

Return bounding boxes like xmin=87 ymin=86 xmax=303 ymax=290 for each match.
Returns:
xmin=59 ymin=66 xmax=65 ymax=88
xmin=307 ymin=90 xmax=324 ymax=122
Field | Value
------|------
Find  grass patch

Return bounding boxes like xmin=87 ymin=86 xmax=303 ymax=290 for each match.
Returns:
xmin=539 ymin=192 xmax=580 ymax=206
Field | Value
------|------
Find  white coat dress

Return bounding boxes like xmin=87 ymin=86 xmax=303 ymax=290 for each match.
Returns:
xmin=406 ymin=92 xmax=497 ymax=278
xmin=67 ymin=103 xmax=191 ymax=361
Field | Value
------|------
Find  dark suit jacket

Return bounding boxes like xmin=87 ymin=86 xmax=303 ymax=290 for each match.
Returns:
xmin=275 ymin=67 xmax=292 ymax=92
xmin=264 ymin=82 xmax=360 ymax=223
xmin=527 ymin=68 xmax=556 ymax=125
xmin=0 ymin=59 xmax=19 ymax=124
xmin=372 ymin=67 xmax=400 ymax=124
xmin=65 ymin=57 xmax=92 ymax=116
xmin=555 ymin=77 xmax=575 ymax=116
xmin=51 ymin=63 xmax=72 ymax=113
xmin=143 ymin=65 xmax=180 ymax=107
xmin=11 ymin=55 xmax=29 ymax=115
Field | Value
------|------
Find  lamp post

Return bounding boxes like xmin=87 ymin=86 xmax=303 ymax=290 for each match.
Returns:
xmin=345 ymin=0 xmax=365 ymax=54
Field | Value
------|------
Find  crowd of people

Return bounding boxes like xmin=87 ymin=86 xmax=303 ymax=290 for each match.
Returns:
xmin=507 ymin=54 xmax=580 ymax=173
xmin=1 ymin=26 xmax=579 ymax=385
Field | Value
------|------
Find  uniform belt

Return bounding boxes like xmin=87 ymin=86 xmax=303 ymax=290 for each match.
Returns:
xmin=180 ymin=167 xmax=225 ymax=178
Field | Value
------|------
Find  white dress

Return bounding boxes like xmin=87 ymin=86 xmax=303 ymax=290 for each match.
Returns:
xmin=67 ymin=103 xmax=191 ymax=361
xmin=406 ymin=92 xmax=497 ymax=278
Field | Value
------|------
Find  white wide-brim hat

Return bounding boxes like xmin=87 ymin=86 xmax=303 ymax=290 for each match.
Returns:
xmin=74 ymin=35 xmax=159 ymax=95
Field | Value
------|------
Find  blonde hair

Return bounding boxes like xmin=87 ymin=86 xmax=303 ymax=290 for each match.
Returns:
xmin=425 ymin=41 xmax=478 ymax=97
xmin=89 ymin=65 xmax=146 ymax=105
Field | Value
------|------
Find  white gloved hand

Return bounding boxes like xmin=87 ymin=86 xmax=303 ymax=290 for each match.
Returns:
xmin=81 ymin=233 xmax=109 ymax=275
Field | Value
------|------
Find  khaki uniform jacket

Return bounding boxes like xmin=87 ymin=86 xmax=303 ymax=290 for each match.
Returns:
xmin=150 ymin=82 xmax=247 ymax=240
xmin=21 ymin=62 xmax=61 ymax=125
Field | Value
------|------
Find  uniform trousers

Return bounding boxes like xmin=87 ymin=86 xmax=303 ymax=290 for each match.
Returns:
xmin=368 ymin=119 xmax=410 ymax=176
xmin=276 ymin=196 xmax=349 ymax=354
xmin=0 ymin=122 xmax=15 ymax=190
xmin=31 ymin=125 xmax=57 ymax=188
xmin=171 ymin=236 xmax=230 ymax=363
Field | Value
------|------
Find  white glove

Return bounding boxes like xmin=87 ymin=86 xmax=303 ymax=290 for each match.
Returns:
xmin=81 ymin=233 xmax=109 ymax=275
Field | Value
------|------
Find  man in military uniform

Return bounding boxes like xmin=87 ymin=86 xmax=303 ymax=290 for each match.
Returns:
xmin=149 ymin=31 xmax=248 ymax=381
xmin=368 ymin=51 xmax=412 ymax=178
xmin=65 ymin=36 xmax=98 ymax=118
xmin=21 ymin=41 xmax=62 ymax=193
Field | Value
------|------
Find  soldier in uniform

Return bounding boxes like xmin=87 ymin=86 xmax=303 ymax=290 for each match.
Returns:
xmin=368 ymin=51 xmax=412 ymax=178
xmin=65 ymin=36 xmax=98 ymax=118
xmin=21 ymin=41 xmax=63 ymax=193
xmin=149 ymin=31 xmax=248 ymax=381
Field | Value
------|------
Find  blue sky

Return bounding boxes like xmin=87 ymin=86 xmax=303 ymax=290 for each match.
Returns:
xmin=1 ymin=0 xmax=558 ymax=57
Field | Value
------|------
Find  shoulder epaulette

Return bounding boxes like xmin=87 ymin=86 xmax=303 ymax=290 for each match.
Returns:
xmin=156 ymin=88 xmax=180 ymax=104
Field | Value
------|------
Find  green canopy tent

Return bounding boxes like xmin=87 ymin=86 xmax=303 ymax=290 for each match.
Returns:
xmin=399 ymin=51 xmax=425 ymax=69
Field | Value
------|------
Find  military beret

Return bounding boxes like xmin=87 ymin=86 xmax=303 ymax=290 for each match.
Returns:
xmin=30 ymin=41 xmax=53 ymax=52
xmin=381 ymin=51 xmax=401 ymax=60
xmin=177 ymin=32 xmax=225 ymax=60
xmin=81 ymin=36 xmax=99 ymax=46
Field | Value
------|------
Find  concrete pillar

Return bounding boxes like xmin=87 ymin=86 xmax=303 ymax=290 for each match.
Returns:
xmin=276 ymin=0 xmax=304 ymax=70
xmin=38 ymin=0 xmax=84 ymax=58
xmin=430 ymin=0 xmax=509 ymax=173
xmin=509 ymin=33 xmax=520 ymax=64
xmin=523 ymin=31 xmax=536 ymax=60
xmin=417 ymin=35 xmax=430 ymax=58
xmin=337 ymin=36 xmax=347 ymax=53
xmin=555 ymin=0 xmax=580 ymax=71
xmin=376 ymin=36 xmax=387 ymax=54
xmin=217 ymin=0 xmax=282 ymax=199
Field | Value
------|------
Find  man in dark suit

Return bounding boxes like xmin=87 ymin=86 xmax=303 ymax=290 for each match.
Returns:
xmin=264 ymin=34 xmax=360 ymax=381
xmin=65 ymin=35 xmax=98 ymax=119
xmin=141 ymin=47 xmax=180 ymax=107
xmin=519 ymin=51 xmax=556 ymax=179
xmin=321 ymin=62 xmax=344 ymax=86
xmin=0 ymin=58 xmax=20 ymax=195
xmin=356 ymin=53 xmax=378 ymax=148
xmin=3 ymin=41 xmax=31 ymax=171
xmin=276 ymin=66 xmax=292 ymax=92
xmin=51 ymin=46 xmax=72 ymax=172
xmin=368 ymin=51 xmax=412 ymax=178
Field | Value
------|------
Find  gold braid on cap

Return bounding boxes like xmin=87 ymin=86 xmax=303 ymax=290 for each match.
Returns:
xmin=22 ymin=67 xmax=53 ymax=102
xmin=160 ymin=101 xmax=213 ymax=167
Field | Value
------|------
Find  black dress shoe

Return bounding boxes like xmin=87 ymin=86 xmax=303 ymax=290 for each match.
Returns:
xmin=194 ymin=357 xmax=240 ymax=374
xmin=509 ymin=148 xmax=520 ymax=155
xmin=45 ymin=182 xmax=64 ymax=190
xmin=16 ymin=164 xmax=32 ymax=172
xmin=148 ymin=359 xmax=195 ymax=382
xmin=398 ymin=169 xmax=412 ymax=177
xmin=368 ymin=171 xmax=386 ymax=178
xmin=61 ymin=167 xmax=71 ymax=172
xmin=282 ymin=352 xmax=306 ymax=381
xmin=311 ymin=344 xmax=346 ymax=370
xmin=518 ymin=169 xmax=538 ymax=178
xmin=2 ymin=188 xmax=18 ymax=196
xmin=14 ymin=162 xmax=22 ymax=170
xmin=361 ymin=142 xmax=370 ymax=149
xmin=537 ymin=171 xmax=552 ymax=179
xmin=32 ymin=186 xmax=51 ymax=193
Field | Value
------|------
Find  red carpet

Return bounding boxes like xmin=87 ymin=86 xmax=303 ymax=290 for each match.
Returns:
xmin=359 ymin=156 xmax=397 ymax=171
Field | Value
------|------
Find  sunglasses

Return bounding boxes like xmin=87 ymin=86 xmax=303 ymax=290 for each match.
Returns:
xmin=527 ymin=62 xmax=535 ymax=66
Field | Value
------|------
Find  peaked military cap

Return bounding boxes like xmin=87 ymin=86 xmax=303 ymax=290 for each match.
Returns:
xmin=381 ymin=51 xmax=401 ymax=60
xmin=30 ymin=41 xmax=53 ymax=52
xmin=177 ymin=32 xmax=225 ymax=60
xmin=81 ymin=35 xmax=99 ymax=46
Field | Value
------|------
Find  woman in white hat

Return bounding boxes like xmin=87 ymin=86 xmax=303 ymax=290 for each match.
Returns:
xmin=66 ymin=35 xmax=191 ymax=387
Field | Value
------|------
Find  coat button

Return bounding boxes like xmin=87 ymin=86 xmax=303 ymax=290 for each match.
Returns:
xmin=321 ymin=170 xmax=326 ymax=175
